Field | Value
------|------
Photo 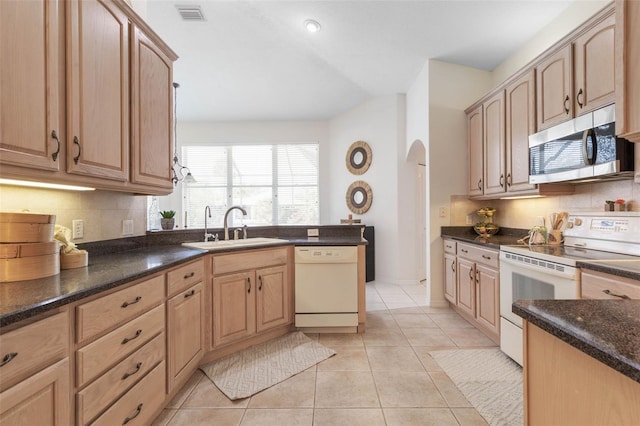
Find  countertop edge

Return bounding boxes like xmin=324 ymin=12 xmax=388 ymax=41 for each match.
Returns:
xmin=513 ymin=301 xmax=640 ymax=383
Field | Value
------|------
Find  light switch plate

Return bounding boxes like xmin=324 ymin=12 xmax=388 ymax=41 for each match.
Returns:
xmin=439 ymin=207 xmax=448 ymax=218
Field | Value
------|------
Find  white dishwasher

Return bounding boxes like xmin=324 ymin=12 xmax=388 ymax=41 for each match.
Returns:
xmin=294 ymin=246 xmax=358 ymax=328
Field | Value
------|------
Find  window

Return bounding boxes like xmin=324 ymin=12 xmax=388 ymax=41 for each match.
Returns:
xmin=182 ymin=143 xmax=319 ymax=229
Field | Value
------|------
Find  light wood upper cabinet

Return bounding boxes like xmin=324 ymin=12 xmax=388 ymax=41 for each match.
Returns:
xmin=505 ymin=70 xmax=536 ymax=193
xmin=536 ymin=45 xmax=573 ymax=130
xmin=574 ymin=12 xmax=616 ymax=115
xmin=0 ymin=0 xmax=63 ymax=172
xmin=483 ymin=91 xmax=506 ymax=196
xmin=467 ymin=105 xmax=484 ymax=197
xmin=66 ymin=0 xmax=129 ymax=181
xmin=130 ymin=25 xmax=174 ymax=190
xmin=615 ymin=0 xmax=640 ymax=143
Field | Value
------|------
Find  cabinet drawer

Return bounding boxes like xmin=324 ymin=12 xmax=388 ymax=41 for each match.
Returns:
xmin=76 ymin=275 xmax=164 ymax=343
xmin=77 ymin=333 xmax=165 ymax=425
xmin=76 ymin=305 xmax=164 ymax=387
xmin=91 ymin=360 xmax=166 ymax=426
xmin=167 ymin=259 xmax=204 ymax=297
xmin=443 ymin=239 xmax=457 ymax=254
xmin=213 ymin=247 xmax=288 ymax=275
xmin=581 ymin=271 xmax=640 ymax=300
xmin=457 ymin=243 xmax=499 ymax=269
xmin=0 ymin=310 xmax=69 ymax=392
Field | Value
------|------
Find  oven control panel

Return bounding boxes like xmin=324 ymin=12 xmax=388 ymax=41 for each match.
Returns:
xmin=564 ymin=212 xmax=640 ymax=255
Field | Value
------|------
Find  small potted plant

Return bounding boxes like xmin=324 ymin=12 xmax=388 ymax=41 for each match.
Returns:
xmin=160 ymin=210 xmax=176 ymax=230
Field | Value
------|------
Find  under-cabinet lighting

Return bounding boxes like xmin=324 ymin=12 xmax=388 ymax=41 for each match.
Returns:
xmin=0 ymin=178 xmax=95 ymax=191
xmin=499 ymin=195 xmax=544 ymax=200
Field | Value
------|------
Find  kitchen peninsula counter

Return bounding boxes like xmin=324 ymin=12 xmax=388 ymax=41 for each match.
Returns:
xmin=513 ymin=299 xmax=640 ymax=383
xmin=514 ymin=299 xmax=640 ymax=425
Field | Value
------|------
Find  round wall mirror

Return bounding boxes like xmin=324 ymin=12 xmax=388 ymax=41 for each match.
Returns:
xmin=346 ymin=141 xmax=372 ymax=175
xmin=346 ymin=181 xmax=373 ymax=214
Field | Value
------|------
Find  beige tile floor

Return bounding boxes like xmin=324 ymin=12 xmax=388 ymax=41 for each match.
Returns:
xmin=153 ymin=281 xmax=496 ymax=425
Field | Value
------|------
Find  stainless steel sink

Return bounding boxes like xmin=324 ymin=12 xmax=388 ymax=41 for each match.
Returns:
xmin=182 ymin=237 xmax=289 ymax=252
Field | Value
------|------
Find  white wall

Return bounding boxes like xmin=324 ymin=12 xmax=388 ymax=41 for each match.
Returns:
xmin=491 ymin=0 xmax=610 ymax=87
xmin=328 ymin=95 xmax=408 ymax=283
xmin=427 ymin=60 xmax=492 ymax=306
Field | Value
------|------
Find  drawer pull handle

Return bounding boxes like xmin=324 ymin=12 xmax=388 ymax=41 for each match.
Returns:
xmin=461 ymin=249 xmax=468 ymax=254
xmin=184 ymin=289 xmax=195 ymax=298
xmin=122 ymin=362 xmax=142 ymax=380
xmin=258 ymin=275 xmax=263 ymax=291
xmin=183 ymin=272 xmax=195 ymax=279
xmin=0 ymin=352 xmax=18 ymax=367
xmin=122 ymin=403 xmax=143 ymax=425
xmin=602 ymin=289 xmax=630 ymax=299
xmin=482 ymin=254 xmax=491 ymax=260
xmin=122 ymin=329 xmax=142 ymax=345
xmin=121 ymin=296 xmax=142 ymax=308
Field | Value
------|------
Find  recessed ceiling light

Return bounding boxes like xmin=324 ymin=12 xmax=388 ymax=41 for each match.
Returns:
xmin=304 ymin=19 xmax=321 ymax=33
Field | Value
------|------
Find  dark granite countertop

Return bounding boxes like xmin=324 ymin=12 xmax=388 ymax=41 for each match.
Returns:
xmin=441 ymin=226 xmax=528 ymax=249
xmin=513 ymin=299 xmax=640 ymax=383
xmin=0 ymin=235 xmax=366 ymax=328
xmin=577 ymin=260 xmax=640 ymax=281
xmin=0 ymin=246 xmax=205 ymax=328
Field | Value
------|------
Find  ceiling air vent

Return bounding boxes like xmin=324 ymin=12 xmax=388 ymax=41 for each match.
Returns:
xmin=176 ymin=5 xmax=206 ymax=21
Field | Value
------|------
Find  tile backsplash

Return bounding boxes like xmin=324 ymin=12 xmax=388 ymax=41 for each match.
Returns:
xmin=0 ymin=186 xmax=147 ymax=243
xmin=451 ymin=179 xmax=639 ymax=230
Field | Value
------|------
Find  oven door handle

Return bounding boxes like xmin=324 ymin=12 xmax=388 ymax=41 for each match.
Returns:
xmin=499 ymin=255 xmax=576 ymax=280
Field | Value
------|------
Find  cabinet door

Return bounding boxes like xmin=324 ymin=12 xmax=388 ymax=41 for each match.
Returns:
xmin=467 ymin=105 xmax=484 ymax=197
xmin=167 ymin=282 xmax=204 ymax=393
xmin=67 ymin=0 xmax=129 ymax=181
xmin=475 ymin=264 xmax=500 ymax=338
xmin=443 ymin=253 xmax=457 ymax=304
xmin=130 ymin=25 xmax=173 ymax=190
xmin=574 ymin=13 xmax=615 ymax=115
xmin=615 ymin=0 xmax=640 ymax=143
xmin=256 ymin=265 xmax=290 ymax=333
xmin=0 ymin=0 xmax=62 ymax=172
xmin=505 ymin=70 xmax=536 ymax=193
xmin=456 ymin=258 xmax=475 ymax=318
xmin=483 ymin=91 xmax=506 ymax=196
xmin=0 ymin=358 xmax=70 ymax=425
xmin=536 ymin=45 xmax=573 ymax=130
xmin=212 ymin=271 xmax=256 ymax=347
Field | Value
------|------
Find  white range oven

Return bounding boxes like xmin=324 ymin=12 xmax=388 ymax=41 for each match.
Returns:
xmin=499 ymin=211 xmax=640 ymax=366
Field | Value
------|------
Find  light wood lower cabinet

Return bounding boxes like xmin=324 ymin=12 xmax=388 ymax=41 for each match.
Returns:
xmin=446 ymin=241 xmax=500 ymax=343
xmin=0 ymin=309 xmax=71 ymax=425
xmin=443 ymin=239 xmax=457 ymax=305
xmin=523 ymin=321 xmax=640 ymax=425
xmin=0 ymin=358 xmax=70 ymax=425
xmin=580 ymin=269 xmax=640 ymax=299
xmin=210 ymin=247 xmax=292 ymax=349
xmin=167 ymin=282 xmax=204 ymax=393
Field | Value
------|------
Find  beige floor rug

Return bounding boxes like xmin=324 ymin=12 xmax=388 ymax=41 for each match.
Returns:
xmin=200 ymin=332 xmax=335 ymax=400
xmin=430 ymin=348 xmax=523 ymax=426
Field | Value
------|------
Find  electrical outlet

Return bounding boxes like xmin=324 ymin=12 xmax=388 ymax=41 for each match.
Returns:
xmin=466 ymin=214 xmax=473 ymax=225
xmin=72 ymin=219 xmax=84 ymax=239
xmin=122 ymin=219 xmax=134 ymax=236
xmin=439 ymin=207 xmax=448 ymax=218
xmin=307 ymin=228 xmax=319 ymax=237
